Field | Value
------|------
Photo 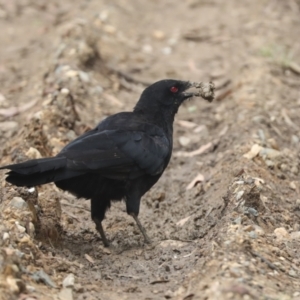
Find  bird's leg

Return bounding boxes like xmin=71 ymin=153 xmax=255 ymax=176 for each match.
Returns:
xmin=129 ymin=213 xmax=151 ymax=244
xmin=91 ymin=198 xmax=111 ymax=247
xmin=93 ymin=217 xmax=110 ymax=247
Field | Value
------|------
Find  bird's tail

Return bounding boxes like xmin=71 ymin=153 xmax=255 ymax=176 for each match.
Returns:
xmin=0 ymin=157 xmax=82 ymax=187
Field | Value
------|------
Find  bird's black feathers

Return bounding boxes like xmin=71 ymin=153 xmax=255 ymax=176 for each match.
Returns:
xmin=0 ymin=79 xmax=207 ymax=245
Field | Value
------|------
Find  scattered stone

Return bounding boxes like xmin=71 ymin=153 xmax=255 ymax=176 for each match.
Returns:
xmin=260 ymin=147 xmax=281 ymax=159
xmin=280 ymin=163 xmax=288 ymax=172
xmin=267 ymin=138 xmax=279 ymax=150
xmin=6 ymin=276 xmax=21 ymax=293
xmin=236 ymin=190 xmax=244 ymax=201
xmin=233 ymin=217 xmax=241 ymax=225
xmin=66 ymin=70 xmax=78 ymax=78
xmin=103 ymin=25 xmax=116 ymax=34
xmin=27 ymin=222 xmax=35 ymax=237
xmin=291 ymin=166 xmax=299 ymax=175
xmin=254 ymin=225 xmax=265 ymax=236
xmin=58 ymin=288 xmax=73 ymax=300
xmin=152 ymin=30 xmax=165 ymax=40
xmin=289 ymin=181 xmax=297 ymax=190
xmin=244 ymin=225 xmax=254 ymax=232
xmin=142 ymin=44 xmax=153 ymax=53
xmin=61 ymin=88 xmax=70 ymax=95
xmin=164 ymin=289 xmax=173 ymax=299
xmin=31 ymin=270 xmax=57 ymax=288
xmin=78 ymin=71 xmax=90 ymax=83
xmin=63 ymin=273 xmax=75 ymax=288
xmin=162 ymin=47 xmax=172 ymax=55
xmin=265 ymin=159 xmax=274 ymax=168
xmin=243 ymin=144 xmax=262 ymax=159
xmin=248 ymin=231 xmax=257 ymax=239
xmin=177 ymin=216 xmax=191 ymax=227
xmin=15 ymin=222 xmax=26 ymax=233
xmin=74 ymin=283 xmax=84 ymax=293
xmin=26 ymin=147 xmax=42 ymax=159
xmin=291 ymin=135 xmax=299 ymax=144
xmin=0 ymin=121 xmax=18 ymax=131
xmin=274 ymin=227 xmax=289 ymax=241
xmin=288 ymin=269 xmax=297 ymax=278
xmin=178 ymin=136 xmax=191 ymax=147
xmin=3 ymin=232 xmax=10 ymax=241
xmin=10 ymin=197 xmax=28 ymax=210
xmin=290 ymin=231 xmax=300 ymax=239
xmin=26 ymin=285 xmax=36 ymax=293
xmin=245 ymin=207 xmax=259 ymax=217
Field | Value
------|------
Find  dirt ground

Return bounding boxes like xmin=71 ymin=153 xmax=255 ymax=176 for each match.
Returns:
xmin=1 ymin=0 xmax=300 ymax=299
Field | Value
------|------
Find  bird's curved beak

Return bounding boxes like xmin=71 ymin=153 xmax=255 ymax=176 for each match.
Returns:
xmin=182 ymin=81 xmax=215 ymax=102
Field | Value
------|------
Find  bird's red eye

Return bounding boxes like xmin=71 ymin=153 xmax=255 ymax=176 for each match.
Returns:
xmin=170 ymin=86 xmax=178 ymax=93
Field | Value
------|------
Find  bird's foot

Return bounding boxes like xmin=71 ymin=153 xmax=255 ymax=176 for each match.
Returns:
xmin=129 ymin=213 xmax=152 ymax=244
xmin=93 ymin=218 xmax=110 ymax=247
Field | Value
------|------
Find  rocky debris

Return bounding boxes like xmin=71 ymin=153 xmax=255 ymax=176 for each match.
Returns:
xmin=62 ymin=273 xmax=75 ymax=288
xmin=0 ymin=0 xmax=300 ymax=299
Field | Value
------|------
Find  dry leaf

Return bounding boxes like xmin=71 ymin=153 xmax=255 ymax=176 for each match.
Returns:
xmin=102 ymin=93 xmax=124 ymax=108
xmin=177 ymin=120 xmax=198 ymax=128
xmin=176 ymin=216 xmax=191 ymax=227
xmin=174 ymin=142 xmax=213 ymax=157
xmin=243 ymin=144 xmax=262 ymax=160
xmin=84 ymin=253 xmax=95 ymax=264
xmin=186 ymin=173 xmax=205 ymax=190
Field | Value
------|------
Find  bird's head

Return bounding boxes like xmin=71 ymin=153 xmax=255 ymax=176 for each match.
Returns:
xmin=134 ymin=79 xmax=214 ymax=116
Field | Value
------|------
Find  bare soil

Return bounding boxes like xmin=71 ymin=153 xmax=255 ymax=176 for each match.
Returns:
xmin=1 ymin=0 xmax=300 ymax=299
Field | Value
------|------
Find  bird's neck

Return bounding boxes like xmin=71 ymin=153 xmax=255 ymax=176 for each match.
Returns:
xmin=134 ymin=107 xmax=175 ymax=137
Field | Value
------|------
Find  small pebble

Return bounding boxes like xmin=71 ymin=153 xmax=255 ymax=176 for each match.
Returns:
xmin=15 ymin=222 xmax=26 ymax=233
xmin=78 ymin=71 xmax=90 ymax=83
xmin=162 ymin=47 xmax=172 ymax=55
xmin=274 ymin=227 xmax=289 ymax=241
xmin=26 ymin=285 xmax=36 ymax=293
xmin=178 ymin=136 xmax=190 ymax=147
xmin=0 ymin=121 xmax=18 ymax=131
xmin=27 ymin=222 xmax=35 ymax=237
xmin=236 ymin=190 xmax=244 ymax=201
xmin=28 ymin=187 xmax=35 ymax=193
xmin=152 ymin=30 xmax=165 ymax=40
xmin=65 ymin=70 xmax=78 ymax=78
xmin=165 ymin=290 xmax=173 ymax=299
xmin=26 ymin=147 xmax=42 ymax=159
xmin=289 ymin=269 xmax=297 ymax=277
xmin=58 ymin=288 xmax=73 ymax=300
xmin=142 ymin=44 xmax=153 ymax=53
xmin=10 ymin=197 xmax=28 ymax=210
xmin=260 ymin=147 xmax=281 ymax=159
xmin=63 ymin=273 xmax=75 ymax=288
xmin=280 ymin=163 xmax=288 ymax=172
xmin=61 ymin=88 xmax=70 ymax=95
xmin=265 ymin=159 xmax=274 ymax=168
xmin=233 ymin=217 xmax=241 ymax=225
xmin=244 ymin=225 xmax=254 ymax=232
xmin=245 ymin=207 xmax=259 ymax=217
xmin=3 ymin=232 xmax=10 ymax=241
xmin=291 ymin=166 xmax=299 ymax=175
xmin=248 ymin=231 xmax=257 ymax=239
xmin=291 ymin=135 xmax=299 ymax=144
xmin=290 ymin=231 xmax=300 ymax=239
xmin=290 ymin=181 xmax=297 ymax=190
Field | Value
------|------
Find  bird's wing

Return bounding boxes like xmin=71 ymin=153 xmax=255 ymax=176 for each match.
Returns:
xmin=58 ymin=127 xmax=170 ymax=180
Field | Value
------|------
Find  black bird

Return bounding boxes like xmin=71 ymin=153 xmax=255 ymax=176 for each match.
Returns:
xmin=0 ymin=79 xmax=214 ymax=246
